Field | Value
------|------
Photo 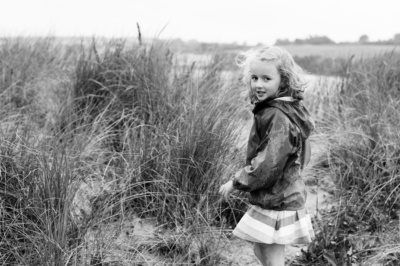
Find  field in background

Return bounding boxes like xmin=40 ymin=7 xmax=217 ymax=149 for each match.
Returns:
xmin=278 ymin=44 xmax=400 ymax=58
xmin=177 ymin=44 xmax=400 ymax=76
xmin=0 ymin=37 xmax=399 ymax=265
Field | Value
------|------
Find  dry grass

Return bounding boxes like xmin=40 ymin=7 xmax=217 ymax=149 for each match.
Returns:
xmin=1 ymin=36 xmax=399 ymax=265
xmin=0 ymin=36 xmax=249 ymax=265
xmin=296 ymin=52 xmax=400 ymax=266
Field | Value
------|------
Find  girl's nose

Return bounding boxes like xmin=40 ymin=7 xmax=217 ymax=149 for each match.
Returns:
xmin=255 ymin=80 xmax=263 ymax=88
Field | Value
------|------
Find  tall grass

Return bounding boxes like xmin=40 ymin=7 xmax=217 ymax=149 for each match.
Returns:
xmin=69 ymin=38 xmax=246 ymax=222
xmin=0 ymin=123 xmax=78 ymax=265
xmin=0 ymin=37 xmax=248 ymax=265
xmin=0 ymin=36 xmax=78 ymax=131
xmin=332 ymin=52 xmax=400 ymax=217
xmin=294 ymin=55 xmax=348 ymax=76
xmin=298 ymin=51 xmax=400 ymax=266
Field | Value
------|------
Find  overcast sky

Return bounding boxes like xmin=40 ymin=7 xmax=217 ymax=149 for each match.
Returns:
xmin=1 ymin=0 xmax=400 ymax=45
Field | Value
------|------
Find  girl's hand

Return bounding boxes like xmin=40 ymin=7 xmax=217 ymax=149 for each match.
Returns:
xmin=219 ymin=180 xmax=235 ymax=199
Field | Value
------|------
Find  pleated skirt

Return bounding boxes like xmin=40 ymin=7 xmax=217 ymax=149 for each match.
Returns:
xmin=232 ymin=205 xmax=315 ymax=245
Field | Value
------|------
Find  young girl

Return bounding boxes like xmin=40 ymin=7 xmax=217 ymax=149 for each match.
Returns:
xmin=219 ymin=46 xmax=315 ymax=266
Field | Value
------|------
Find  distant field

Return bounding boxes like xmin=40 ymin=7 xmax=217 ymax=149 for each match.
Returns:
xmin=177 ymin=45 xmax=400 ymax=68
xmin=279 ymin=44 xmax=400 ymax=58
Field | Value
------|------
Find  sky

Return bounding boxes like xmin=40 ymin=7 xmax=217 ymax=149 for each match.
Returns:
xmin=1 ymin=0 xmax=400 ymax=45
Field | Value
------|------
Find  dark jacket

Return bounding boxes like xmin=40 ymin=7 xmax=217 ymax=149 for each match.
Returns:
xmin=233 ymin=97 xmax=314 ymax=210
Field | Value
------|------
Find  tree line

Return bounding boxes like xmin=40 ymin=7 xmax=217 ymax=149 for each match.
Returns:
xmin=275 ymin=34 xmax=400 ymax=45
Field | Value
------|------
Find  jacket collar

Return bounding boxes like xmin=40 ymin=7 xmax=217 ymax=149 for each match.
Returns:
xmin=252 ymin=98 xmax=274 ymax=114
xmin=252 ymin=97 xmax=295 ymax=114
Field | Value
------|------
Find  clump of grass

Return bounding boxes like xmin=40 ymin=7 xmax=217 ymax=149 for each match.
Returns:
xmin=296 ymin=51 xmax=400 ymax=265
xmin=0 ymin=36 xmax=77 ymax=131
xmin=0 ymin=105 xmax=134 ymax=265
xmin=332 ymin=51 xmax=400 ymax=219
xmin=294 ymin=55 xmax=349 ymax=76
xmin=1 ymin=36 xmax=249 ymax=264
xmin=0 ymin=123 xmax=79 ymax=265
xmin=69 ymin=37 xmax=247 ymax=228
xmin=42 ymin=37 xmax=248 ymax=263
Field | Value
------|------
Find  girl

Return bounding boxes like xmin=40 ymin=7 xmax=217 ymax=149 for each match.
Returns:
xmin=219 ymin=46 xmax=315 ymax=266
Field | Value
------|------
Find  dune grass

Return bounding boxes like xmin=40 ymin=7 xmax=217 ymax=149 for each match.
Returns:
xmin=2 ymin=36 xmax=399 ymax=265
xmin=0 ymin=37 xmax=249 ymax=265
xmin=297 ymin=51 xmax=400 ymax=266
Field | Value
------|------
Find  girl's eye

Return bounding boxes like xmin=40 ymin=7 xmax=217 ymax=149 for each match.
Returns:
xmin=251 ymin=76 xmax=257 ymax=81
xmin=263 ymin=77 xmax=270 ymax=81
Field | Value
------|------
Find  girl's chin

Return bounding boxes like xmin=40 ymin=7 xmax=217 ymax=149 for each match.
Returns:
xmin=256 ymin=95 xmax=269 ymax=101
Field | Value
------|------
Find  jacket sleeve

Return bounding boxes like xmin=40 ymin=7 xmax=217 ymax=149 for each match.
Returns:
xmin=233 ymin=111 xmax=297 ymax=192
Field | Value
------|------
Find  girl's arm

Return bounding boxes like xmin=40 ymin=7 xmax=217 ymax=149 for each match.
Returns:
xmin=233 ymin=110 xmax=298 ymax=192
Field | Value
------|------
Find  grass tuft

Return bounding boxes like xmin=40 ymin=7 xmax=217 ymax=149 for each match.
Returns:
xmin=296 ymin=51 xmax=400 ymax=265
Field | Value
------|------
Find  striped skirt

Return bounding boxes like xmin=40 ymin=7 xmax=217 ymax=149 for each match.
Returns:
xmin=232 ymin=205 xmax=315 ymax=245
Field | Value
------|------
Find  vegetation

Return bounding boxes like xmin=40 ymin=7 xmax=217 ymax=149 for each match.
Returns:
xmin=0 ymin=36 xmax=248 ymax=265
xmin=0 ymin=36 xmax=399 ymax=265
xmin=293 ymin=55 xmax=349 ymax=76
xmin=296 ymin=51 xmax=400 ymax=265
xmin=276 ymin=35 xmax=335 ymax=45
xmin=275 ymin=33 xmax=400 ymax=45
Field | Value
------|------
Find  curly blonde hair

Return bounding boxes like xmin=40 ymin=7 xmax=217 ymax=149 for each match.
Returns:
xmin=235 ymin=46 xmax=307 ymax=103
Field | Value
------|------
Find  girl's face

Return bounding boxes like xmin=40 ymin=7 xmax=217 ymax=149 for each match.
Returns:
xmin=249 ymin=60 xmax=281 ymax=102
